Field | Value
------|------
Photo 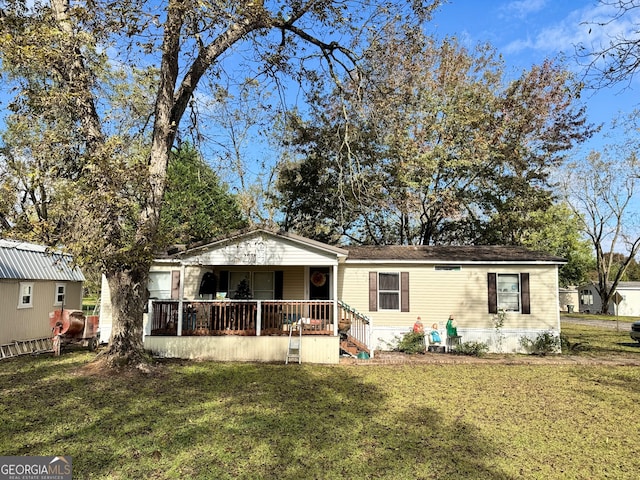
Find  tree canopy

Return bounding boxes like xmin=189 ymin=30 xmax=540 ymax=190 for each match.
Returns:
xmin=159 ymin=144 xmax=247 ymax=246
xmin=274 ymin=26 xmax=596 ymax=247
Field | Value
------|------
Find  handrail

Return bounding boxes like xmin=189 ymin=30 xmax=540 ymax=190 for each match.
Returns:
xmin=337 ymin=300 xmax=372 ymax=355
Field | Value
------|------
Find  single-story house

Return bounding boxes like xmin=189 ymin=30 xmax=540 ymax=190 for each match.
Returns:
xmin=559 ymin=286 xmax=579 ymax=313
xmin=578 ymin=282 xmax=640 ymax=316
xmin=99 ymin=229 xmax=565 ymax=363
xmin=0 ymin=239 xmax=85 ymax=345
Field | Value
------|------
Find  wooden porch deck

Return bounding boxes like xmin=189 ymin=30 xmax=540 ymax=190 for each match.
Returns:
xmin=148 ymin=299 xmax=372 ymax=355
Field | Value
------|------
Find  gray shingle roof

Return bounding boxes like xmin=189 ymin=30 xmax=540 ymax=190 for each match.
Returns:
xmin=345 ymin=245 xmax=566 ymax=263
xmin=0 ymin=239 xmax=85 ymax=281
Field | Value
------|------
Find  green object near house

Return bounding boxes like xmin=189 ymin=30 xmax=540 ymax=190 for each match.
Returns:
xmin=446 ymin=317 xmax=458 ymax=337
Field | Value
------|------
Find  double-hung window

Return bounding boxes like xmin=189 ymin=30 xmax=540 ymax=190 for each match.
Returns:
xmin=497 ymin=274 xmax=520 ymax=312
xmin=54 ymin=283 xmax=66 ymax=306
xmin=580 ymin=289 xmax=593 ymax=307
xmin=378 ymin=273 xmax=400 ymax=310
xmin=369 ymin=271 xmax=410 ymax=312
xmin=18 ymin=282 xmax=34 ymax=309
xmin=488 ymin=273 xmax=530 ymax=314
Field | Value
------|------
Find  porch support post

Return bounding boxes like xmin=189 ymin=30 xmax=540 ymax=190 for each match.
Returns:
xmin=333 ymin=263 xmax=339 ymax=336
xmin=256 ymin=300 xmax=262 ymax=336
xmin=177 ymin=263 xmax=186 ymax=336
xmin=144 ymin=299 xmax=153 ymax=337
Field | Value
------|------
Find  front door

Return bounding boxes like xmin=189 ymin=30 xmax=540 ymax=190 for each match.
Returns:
xmin=309 ymin=267 xmax=331 ymax=320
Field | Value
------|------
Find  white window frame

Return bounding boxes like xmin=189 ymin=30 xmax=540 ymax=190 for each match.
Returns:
xmin=229 ymin=271 xmax=251 ymax=299
xmin=148 ymin=272 xmax=172 ymax=299
xmin=580 ymin=289 xmax=593 ymax=306
xmin=497 ymin=273 xmax=520 ymax=312
xmin=378 ymin=272 xmax=400 ymax=311
xmin=54 ymin=283 xmax=66 ymax=306
xmin=252 ymin=271 xmax=275 ymax=300
xmin=18 ymin=282 xmax=34 ymax=309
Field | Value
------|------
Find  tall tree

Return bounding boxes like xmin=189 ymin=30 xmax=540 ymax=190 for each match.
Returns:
xmin=275 ymin=27 xmax=595 ymax=245
xmin=0 ymin=0 xmax=439 ymax=368
xmin=561 ymin=120 xmax=640 ymax=313
xmin=519 ymin=203 xmax=594 ymax=287
xmin=160 ymin=144 xmax=247 ymax=245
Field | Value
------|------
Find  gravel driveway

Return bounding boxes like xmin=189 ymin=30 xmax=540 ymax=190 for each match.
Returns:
xmin=561 ymin=315 xmax=633 ymax=330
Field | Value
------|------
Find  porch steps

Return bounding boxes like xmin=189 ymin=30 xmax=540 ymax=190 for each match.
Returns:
xmin=0 ymin=338 xmax=53 ymax=360
xmin=340 ymin=335 xmax=370 ymax=357
xmin=285 ymin=324 xmax=302 ymax=364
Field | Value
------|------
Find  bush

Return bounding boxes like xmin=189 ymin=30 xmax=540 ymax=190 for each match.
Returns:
xmin=454 ymin=341 xmax=489 ymax=357
xmin=395 ymin=331 xmax=426 ymax=354
xmin=560 ymin=334 xmax=590 ymax=353
xmin=519 ymin=331 xmax=560 ymax=356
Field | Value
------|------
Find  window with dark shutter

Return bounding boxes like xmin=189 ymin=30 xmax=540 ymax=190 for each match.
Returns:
xmin=488 ymin=272 xmax=530 ymax=314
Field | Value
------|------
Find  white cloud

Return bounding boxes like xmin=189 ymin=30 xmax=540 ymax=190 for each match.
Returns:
xmin=504 ymin=2 xmax=640 ymax=57
xmin=502 ymin=0 xmax=548 ymax=19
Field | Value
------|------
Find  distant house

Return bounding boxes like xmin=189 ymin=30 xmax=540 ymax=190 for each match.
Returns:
xmin=579 ymin=282 xmax=640 ymax=316
xmin=559 ymin=286 xmax=579 ymax=313
xmin=0 ymin=239 xmax=85 ymax=345
xmin=99 ymin=229 xmax=566 ymax=363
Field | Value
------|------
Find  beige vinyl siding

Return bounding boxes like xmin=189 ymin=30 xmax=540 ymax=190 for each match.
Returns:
xmin=0 ymin=280 xmax=83 ymax=345
xmin=339 ymin=263 xmax=559 ymax=331
xmin=281 ymin=266 xmax=305 ymax=299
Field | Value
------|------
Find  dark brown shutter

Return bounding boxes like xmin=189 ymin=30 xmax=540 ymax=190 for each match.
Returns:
xmin=488 ymin=273 xmax=497 ymax=314
xmin=218 ymin=271 xmax=229 ymax=295
xmin=401 ymin=272 xmax=410 ymax=312
xmin=171 ymin=270 xmax=181 ymax=300
xmin=275 ymin=271 xmax=284 ymax=300
xmin=520 ymin=273 xmax=530 ymax=314
xmin=369 ymin=272 xmax=378 ymax=312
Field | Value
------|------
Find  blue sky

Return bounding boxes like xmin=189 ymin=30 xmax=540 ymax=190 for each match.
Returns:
xmin=429 ymin=0 xmax=640 ymax=153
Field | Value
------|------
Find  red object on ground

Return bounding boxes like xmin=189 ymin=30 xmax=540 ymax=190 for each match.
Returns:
xmin=49 ymin=309 xmax=86 ymax=336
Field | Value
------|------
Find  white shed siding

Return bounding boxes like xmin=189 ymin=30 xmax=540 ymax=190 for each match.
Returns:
xmin=1 ymin=279 xmax=83 ymax=345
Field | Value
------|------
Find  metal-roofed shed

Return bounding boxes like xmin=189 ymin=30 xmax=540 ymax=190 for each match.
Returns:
xmin=0 ymin=239 xmax=85 ymax=282
xmin=0 ymin=239 xmax=85 ymax=346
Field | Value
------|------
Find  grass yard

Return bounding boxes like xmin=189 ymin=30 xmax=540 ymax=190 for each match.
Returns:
xmin=1 ymin=323 xmax=639 ymax=479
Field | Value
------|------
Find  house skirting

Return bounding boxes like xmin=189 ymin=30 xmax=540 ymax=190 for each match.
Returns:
xmin=371 ymin=326 xmax=560 ymax=354
xmin=144 ymin=335 xmax=340 ymax=364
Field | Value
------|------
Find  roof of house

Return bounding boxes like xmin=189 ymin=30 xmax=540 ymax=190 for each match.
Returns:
xmin=345 ymin=245 xmax=566 ymax=263
xmin=0 ymin=239 xmax=85 ymax=282
xmin=157 ymin=228 xmax=566 ymax=265
xmin=163 ymin=228 xmax=349 ymax=259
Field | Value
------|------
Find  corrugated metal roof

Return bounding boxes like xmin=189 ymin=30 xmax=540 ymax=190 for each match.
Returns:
xmin=0 ymin=239 xmax=85 ymax=282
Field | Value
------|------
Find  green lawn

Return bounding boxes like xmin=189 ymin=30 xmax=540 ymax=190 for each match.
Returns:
xmin=1 ymin=323 xmax=639 ymax=479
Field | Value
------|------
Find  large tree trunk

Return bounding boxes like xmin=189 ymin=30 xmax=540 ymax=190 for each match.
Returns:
xmin=102 ymin=266 xmax=151 ymax=368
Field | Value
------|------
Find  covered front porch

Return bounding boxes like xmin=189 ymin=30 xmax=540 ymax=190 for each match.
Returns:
xmin=144 ymin=299 xmax=371 ymax=363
